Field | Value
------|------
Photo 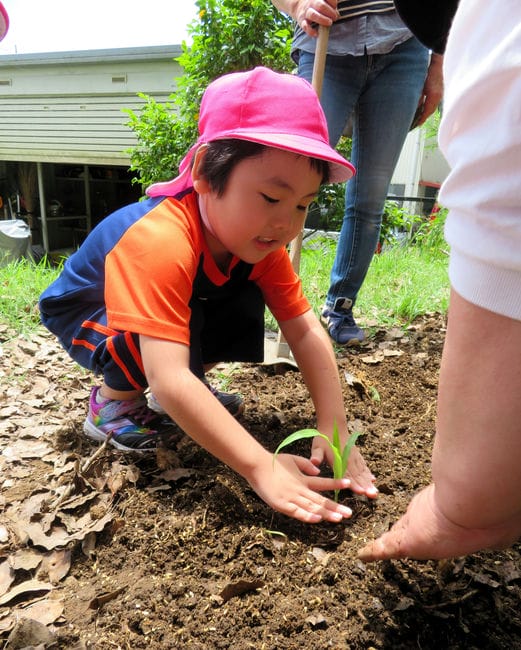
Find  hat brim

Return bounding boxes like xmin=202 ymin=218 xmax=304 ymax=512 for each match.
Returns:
xmin=0 ymin=2 xmax=9 ymax=42
xmin=225 ymin=132 xmax=355 ymax=184
xmin=147 ymin=134 xmax=354 ymax=198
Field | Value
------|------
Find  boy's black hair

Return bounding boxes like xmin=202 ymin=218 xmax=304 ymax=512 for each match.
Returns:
xmin=198 ymin=139 xmax=331 ymax=196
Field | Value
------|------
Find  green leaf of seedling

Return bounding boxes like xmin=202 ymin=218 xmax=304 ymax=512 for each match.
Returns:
xmin=332 ymin=422 xmax=341 ymax=451
xmin=331 ymin=445 xmax=344 ymax=502
xmin=263 ymin=529 xmax=288 ymax=538
xmin=272 ymin=426 xmax=363 ymax=503
xmin=331 ymin=446 xmax=343 ymax=482
xmin=273 ymin=428 xmax=329 ymax=467
xmin=341 ymin=431 xmax=362 ymax=470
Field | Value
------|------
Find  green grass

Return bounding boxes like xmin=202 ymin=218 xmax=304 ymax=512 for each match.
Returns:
xmin=265 ymin=233 xmax=450 ymax=333
xmin=0 ymin=258 xmax=60 ymax=336
xmin=355 ymin=245 xmax=449 ymax=326
xmin=1 ymin=237 xmax=450 ymax=339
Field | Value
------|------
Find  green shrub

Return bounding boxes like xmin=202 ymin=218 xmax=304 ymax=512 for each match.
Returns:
xmin=125 ymin=0 xmax=293 ymax=191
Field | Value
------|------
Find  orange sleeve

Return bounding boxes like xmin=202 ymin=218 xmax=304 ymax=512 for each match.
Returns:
xmin=105 ymin=197 xmax=201 ymax=344
xmin=251 ymin=248 xmax=311 ymax=322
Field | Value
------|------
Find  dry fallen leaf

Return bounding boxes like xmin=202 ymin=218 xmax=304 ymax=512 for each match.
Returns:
xmin=360 ymin=351 xmax=385 ymax=365
xmin=310 ymin=547 xmax=329 ymax=565
xmin=157 ymin=468 xmax=196 ymax=482
xmin=9 ymin=548 xmax=43 ymax=572
xmin=0 ymin=579 xmax=53 ymax=607
xmin=39 ymin=549 xmax=71 ymax=584
xmin=17 ymin=598 xmax=64 ymax=625
xmin=305 ymin=614 xmax=327 ymax=628
xmin=81 ymin=531 xmax=97 ymax=558
xmin=0 ymin=560 xmax=15 ymax=597
xmin=218 ymin=579 xmax=264 ymax=603
xmin=88 ymin=586 xmax=126 ymax=610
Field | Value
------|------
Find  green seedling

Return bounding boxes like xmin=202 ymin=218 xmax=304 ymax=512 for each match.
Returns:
xmin=273 ymin=424 xmax=362 ymax=502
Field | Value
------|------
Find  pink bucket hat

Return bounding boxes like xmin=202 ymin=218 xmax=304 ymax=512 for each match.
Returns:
xmin=0 ymin=2 xmax=9 ymax=42
xmin=146 ymin=66 xmax=355 ymax=198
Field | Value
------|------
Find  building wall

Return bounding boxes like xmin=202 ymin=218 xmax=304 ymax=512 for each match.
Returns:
xmin=0 ymin=46 xmax=182 ymax=165
xmin=391 ymin=128 xmax=450 ymax=199
xmin=0 ymin=46 xmax=183 ymax=251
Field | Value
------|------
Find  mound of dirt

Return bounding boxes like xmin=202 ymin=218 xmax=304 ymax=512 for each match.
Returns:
xmin=1 ymin=315 xmax=520 ymax=649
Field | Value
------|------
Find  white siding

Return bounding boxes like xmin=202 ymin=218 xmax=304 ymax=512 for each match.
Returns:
xmin=391 ymin=129 xmax=450 ymax=193
xmin=0 ymin=46 xmax=182 ymax=165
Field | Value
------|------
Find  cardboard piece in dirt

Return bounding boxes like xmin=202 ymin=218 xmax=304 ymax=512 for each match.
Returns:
xmin=394 ymin=0 xmax=459 ymax=54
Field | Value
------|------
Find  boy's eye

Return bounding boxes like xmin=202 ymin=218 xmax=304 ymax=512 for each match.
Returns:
xmin=261 ymin=193 xmax=309 ymax=212
xmin=261 ymin=193 xmax=278 ymax=204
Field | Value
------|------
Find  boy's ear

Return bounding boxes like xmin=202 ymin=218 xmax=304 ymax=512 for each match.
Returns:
xmin=191 ymin=144 xmax=211 ymax=194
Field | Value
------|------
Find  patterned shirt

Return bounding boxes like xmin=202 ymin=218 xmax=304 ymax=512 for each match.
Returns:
xmin=291 ymin=1 xmax=413 ymax=56
xmin=337 ymin=0 xmax=395 ymax=22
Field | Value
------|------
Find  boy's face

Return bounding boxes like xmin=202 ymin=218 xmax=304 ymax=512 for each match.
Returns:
xmin=196 ymin=147 xmax=322 ymax=265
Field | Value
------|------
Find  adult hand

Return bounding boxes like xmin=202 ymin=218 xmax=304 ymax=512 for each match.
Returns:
xmin=248 ymin=453 xmax=353 ymax=523
xmin=358 ymin=483 xmax=521 ymax=561
xmin=412 ymin=54 xmax=444 ymax=128
xmin=274 ymin=0 xmax=339 ymax=37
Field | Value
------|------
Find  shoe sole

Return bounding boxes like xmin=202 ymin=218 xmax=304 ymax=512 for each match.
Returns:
xmin=83 ymin=419 xmax=156 ymax=453
xmin=337 ymin=338 xmax=364 ymax=347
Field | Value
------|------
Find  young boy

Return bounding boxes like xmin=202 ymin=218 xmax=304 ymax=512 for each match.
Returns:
xmin=40 ymin=67 xmax=378 ymax=524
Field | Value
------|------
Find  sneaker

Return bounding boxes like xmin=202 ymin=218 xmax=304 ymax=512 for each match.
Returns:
xmin=206 ymin=382 xmax=245 ymax=417
xmin=148 ymin=380 xmax=244 ymax=418
xmin=321 ymin=298 xmax=365 ymax=346
xmin=84 ymin=386 xmax=165 ymax=452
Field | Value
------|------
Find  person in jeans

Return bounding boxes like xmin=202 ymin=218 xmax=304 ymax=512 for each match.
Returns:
xmin=40 ymin=67 xmax=378 ymax=524
xmin=272 ymin=0 xmax=443 ymax=344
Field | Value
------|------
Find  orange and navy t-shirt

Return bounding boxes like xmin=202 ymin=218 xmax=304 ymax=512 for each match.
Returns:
xmin=39 ymin=190 xmax=310 ymax=350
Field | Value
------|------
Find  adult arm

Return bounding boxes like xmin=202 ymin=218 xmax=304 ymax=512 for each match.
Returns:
xmin=359 ymin=290 xmax=521 ymax=560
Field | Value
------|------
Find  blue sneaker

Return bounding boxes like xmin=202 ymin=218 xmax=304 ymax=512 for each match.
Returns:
xmin=321 ymin=298 xmax=365 ymax=346
xmin=84 ymin=387 xmax=165 ymax=452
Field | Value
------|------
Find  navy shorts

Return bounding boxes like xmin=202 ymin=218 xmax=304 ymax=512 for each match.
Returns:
xmin=40 ymin=282 xmax=265 ymax=391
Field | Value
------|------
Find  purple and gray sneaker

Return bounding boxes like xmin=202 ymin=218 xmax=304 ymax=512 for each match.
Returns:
xmin=84 ymin=386 xmax=165 ymax=452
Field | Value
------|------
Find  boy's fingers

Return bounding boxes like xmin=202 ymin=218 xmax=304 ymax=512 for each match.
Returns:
xmin=291 ymin=454 xmax=321 ymax=475
xmin=307 ymin=475 xmax=350 ymax=493
xmin=285 ymin=493 xmax=353 ymax=523
xmin=309 ymin=446 xmax=325 ymax=466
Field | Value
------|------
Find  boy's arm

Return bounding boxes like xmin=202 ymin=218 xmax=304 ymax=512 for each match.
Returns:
xmin=279 ymin=309 xmax=378 ymax=498
xmin=140 ymin=335 xmax=354 ymax=523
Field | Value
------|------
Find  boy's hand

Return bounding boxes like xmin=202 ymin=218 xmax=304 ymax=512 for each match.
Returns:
xmin=248 ymin=453 xmax=353 ymax=523
xmin=310 ymin=436 xmax=378 ymax=499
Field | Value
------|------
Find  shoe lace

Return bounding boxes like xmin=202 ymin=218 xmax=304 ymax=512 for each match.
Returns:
xmin=127 ymin=402 xmax=158 ymax=427
xmin=334 ymin=308 xmax=356 ymax=328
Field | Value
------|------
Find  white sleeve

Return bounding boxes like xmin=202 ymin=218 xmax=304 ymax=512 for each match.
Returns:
xmin=438 ymin=0 xmax=521 ymax=320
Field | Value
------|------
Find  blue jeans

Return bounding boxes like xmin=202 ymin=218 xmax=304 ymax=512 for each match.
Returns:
xmin=298 ymin=37 xmax=429 ymax=309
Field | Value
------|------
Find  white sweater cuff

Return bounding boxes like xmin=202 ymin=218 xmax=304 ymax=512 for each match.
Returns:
xmin=449 ymin=249 xmax=521 ymax=321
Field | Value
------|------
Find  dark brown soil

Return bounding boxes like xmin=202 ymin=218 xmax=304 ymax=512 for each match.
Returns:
xmin=1 ymin=315 xmax=520 ymax=650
